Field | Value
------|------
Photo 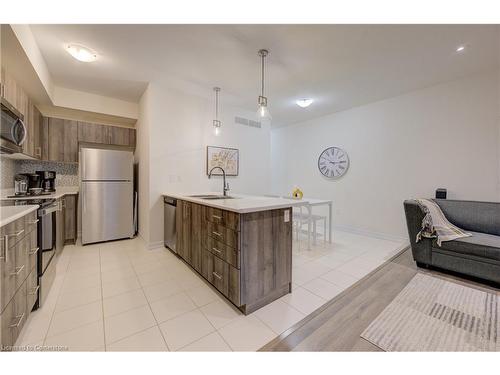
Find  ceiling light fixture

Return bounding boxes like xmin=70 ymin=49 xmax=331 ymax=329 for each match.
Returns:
xmin=296 ymin=99 xmax=314 ymax=108
xmin=257 ymin=49 xmax=271 ymax=120
xmin=66 ymin=43 xmax=97 ymax=62
xmin=456 ymin=45 xmax=466 ymax=53
xmin=213 ymin=87 xmax=222 ymax=136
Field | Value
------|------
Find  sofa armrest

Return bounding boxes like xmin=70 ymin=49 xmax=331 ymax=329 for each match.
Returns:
xmin=403 ymin=200 xmax=432 ymax=264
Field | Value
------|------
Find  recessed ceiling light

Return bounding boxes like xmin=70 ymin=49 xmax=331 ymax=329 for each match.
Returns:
xmin=296 ymin=98 xmax=314 ymax=108
xmin=456 ymin=45 xmax=466 ymax=53
xmin=66 ymin=43 xmax=97 ymax=62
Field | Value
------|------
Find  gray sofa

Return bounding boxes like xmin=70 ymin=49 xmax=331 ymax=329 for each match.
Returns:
xmin=403 ymin=199 xmax=500 ymax=284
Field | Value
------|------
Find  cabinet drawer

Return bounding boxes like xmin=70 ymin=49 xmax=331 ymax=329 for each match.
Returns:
xmin=206 ymin=222 xmax=239 ymax=250
xmin=14 ymin=236 xmax=29 ymax=292
xmin=24 ymin=212 xmax=38 ymax=235
xmin=205 ymin=207 xmax=240 ymax=231
xmin=0 ymin=278 xmax=27 ymax=350
xmin=26 ymin=268 xmax=38 ymax=312
xmin=203 ymin=250 xmax=240 ymax=306
xmin=206 ymin=236 xmax=240 ymax=269
xmin=27 ymin=229 xmax=38 ymax=273
xmin=0 ymin=237 xmax=19 ymax=312
xmin=1 ymin=217 xmax=26 ymax=249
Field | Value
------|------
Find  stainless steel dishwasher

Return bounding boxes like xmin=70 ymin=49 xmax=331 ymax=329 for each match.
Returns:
xmin=164 ymin=196 xmax=177 ymax=253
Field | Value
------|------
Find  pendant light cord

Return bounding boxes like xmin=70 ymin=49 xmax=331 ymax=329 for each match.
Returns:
xmin=261 ymin=53 xmax=265 ymax=97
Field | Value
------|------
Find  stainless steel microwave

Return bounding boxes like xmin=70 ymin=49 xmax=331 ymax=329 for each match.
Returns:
xmin=0 ymin=97 xmax=27 ymax=154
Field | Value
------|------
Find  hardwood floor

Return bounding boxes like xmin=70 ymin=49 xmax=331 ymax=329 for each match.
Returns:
xmin=260 ymin=247 xmax=500 ymax=351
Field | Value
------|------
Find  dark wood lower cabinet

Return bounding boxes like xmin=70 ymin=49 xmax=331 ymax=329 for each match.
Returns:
xmin=175 ymin=199 xmax=292 ymax=315
xmin=64 ymin=195 xmax=78 ymax=244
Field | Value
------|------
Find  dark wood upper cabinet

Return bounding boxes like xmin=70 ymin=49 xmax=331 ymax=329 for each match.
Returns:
xmin=77 ymin=121 xmax=106 ymax=144
xmin=78 ymin=121 xmax=136 ymax=148
xmin=47 ymin=118 xmax=78 ymax=163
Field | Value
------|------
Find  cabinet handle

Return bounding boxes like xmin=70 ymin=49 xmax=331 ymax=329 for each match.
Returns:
xmin=29 ymin=285 xmax=40 ymax=295
xmin=10 ymin=313 xmax=25 ymax=328
xmin=212 ymin=271 xmax=222 ymax=280
xmin=11 ymin=265 xmax=25 ymax=276
xmin=212 ymin=231 xmax=222 ymax=237
xmin=7 ymin=229 xmax=24 ymax=238
xmin=212 ymin=215 xmax=222 ymax=220
xmin=212 ymin=247 xmax=222 ymax=254
xmin=0 ymin=236 xmax=6 ymax=261
xmin=28 ymin=219 xmax=39 ymax=225
xmin=29 ymin=247 xmax=39 ymax=255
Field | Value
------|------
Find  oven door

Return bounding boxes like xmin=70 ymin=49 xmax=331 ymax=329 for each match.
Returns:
xmin=0 ymin=98 xmax=26 ymax=154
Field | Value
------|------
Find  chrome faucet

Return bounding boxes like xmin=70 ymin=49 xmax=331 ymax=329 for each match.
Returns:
xmin=208 ymin=166 xmax=230 ymax=196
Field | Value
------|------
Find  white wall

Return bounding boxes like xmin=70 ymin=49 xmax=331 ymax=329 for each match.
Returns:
xmin=271 ymin=70 xmax=500 ymax=240
xmin=139 ymin=83 xmax=271 ymax=247
xmin=136 ymin=86 xmax=151 ymax=243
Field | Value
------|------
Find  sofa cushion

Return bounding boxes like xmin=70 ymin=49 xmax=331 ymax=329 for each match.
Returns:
xmin=434 ymin=231 xmax=500 ymax=261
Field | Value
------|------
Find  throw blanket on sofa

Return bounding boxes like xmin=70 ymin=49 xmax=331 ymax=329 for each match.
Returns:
xmin=414 ymin=198 xmax=471 ymax=246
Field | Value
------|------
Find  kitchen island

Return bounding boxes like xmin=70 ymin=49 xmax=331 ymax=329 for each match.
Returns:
xmin=164 ymin=193 xmax=303 ymax=314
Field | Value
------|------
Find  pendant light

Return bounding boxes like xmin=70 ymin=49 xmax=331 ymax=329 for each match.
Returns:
xmin=257 ymin=49 xmax=271 ymax=120
xmin=213 ymin=87 xmax=222 ymax=136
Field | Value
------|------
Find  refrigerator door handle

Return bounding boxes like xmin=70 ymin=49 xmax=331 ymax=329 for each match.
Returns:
xmin=82 ymin=184 xmax=87 ymax=213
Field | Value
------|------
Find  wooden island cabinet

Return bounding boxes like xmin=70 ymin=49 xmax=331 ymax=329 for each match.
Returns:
xmin=175 ymin=199 xmax=292 ymax=315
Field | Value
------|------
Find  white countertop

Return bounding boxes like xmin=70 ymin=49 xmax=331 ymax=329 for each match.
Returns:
xmin=0 ymin=205 xmax=39 ymax=227
xmin=0 ymin=186 xmax=79 ymax=201
xmin=163 ymin=192 xmax=305 ymax=213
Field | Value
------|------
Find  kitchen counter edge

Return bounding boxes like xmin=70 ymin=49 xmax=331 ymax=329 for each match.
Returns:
xmin=162 ymin=193 xmax=304 ymax=214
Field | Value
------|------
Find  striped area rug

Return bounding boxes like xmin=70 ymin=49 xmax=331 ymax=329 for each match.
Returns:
xmin=361 ymin=273 xmax=500 ymax=351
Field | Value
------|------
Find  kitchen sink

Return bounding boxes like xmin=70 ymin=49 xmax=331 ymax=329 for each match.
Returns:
xmin=188 ymin=194 xmax=237 ymax=200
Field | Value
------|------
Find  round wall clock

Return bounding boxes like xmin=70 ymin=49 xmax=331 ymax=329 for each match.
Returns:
xmin=318 ymin=147 xmax=349 ymax=179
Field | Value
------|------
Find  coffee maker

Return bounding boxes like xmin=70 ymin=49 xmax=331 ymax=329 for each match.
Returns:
xmin=36 ymin=171 xmax=56 ymax=192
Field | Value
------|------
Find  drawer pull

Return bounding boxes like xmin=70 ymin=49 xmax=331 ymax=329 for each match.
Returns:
xmin=212 ymin=247 xmax=222 ymax=254
xmin=11 ymin=265 xmax=25 ymax=276
xmin=212 ymin=231 xmax=222 ymax=237
xmin=29 ymin=285 xmax=40 ymax=295
xmin=212 ymin=215 xmax=222 ymax=220
xmin=0 ymin=236 xmax=6 ymax=261
xmin=212 ymin=271 xmax=223 ymax=280
xmin=7 ymin=229 xmax=24 ymax=238
xmin=10 ymin=313 xmax=25 ymax=328
xmin=29 ymin=247 xmax=39 ymax=255
xmin=28 ymin=219 xmax=39 ymax=225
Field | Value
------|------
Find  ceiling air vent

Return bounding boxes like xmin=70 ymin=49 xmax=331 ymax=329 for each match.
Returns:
xmin=235 ymin=116 xmax=262 ymax=129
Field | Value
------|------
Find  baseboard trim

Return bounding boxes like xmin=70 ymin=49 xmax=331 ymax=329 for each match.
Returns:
xmin=148 ymin=240 xmax=164 ymax=250
xmin=332 ymin=224 xmax=408 ymax=243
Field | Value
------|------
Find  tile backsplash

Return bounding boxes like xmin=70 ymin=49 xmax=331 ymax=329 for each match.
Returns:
xmin=0 ymin=158 xmax=16 ymax=189
xmin=0 ymin=158 xmax=79 ymax=189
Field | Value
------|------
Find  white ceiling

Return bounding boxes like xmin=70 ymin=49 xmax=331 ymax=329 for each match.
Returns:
xmin=30 ymin=24 xmax=500 ymax=127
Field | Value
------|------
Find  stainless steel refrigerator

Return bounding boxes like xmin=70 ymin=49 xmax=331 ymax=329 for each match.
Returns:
xmin=81 ymin=146 xmax=134 ymax=245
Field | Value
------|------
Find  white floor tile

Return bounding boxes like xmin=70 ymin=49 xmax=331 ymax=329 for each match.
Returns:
xmin=179 ymin=332 xmax=231 ymax=352
xmin=253 ymin=299 xmax=305 ymax=335
xmin=150 ymin=292 xmax=197 ymax=323
xmin=104 ymin=305 xmax=157 ymax=344
xmin=184 ymin=284 xmax=220 ymax=307
xmin=200 ymin=300 xmax=242 ymax=329
xmin=218 ymin=315 xmax=276 ymax=351
xmin=137 ymin=268 xmax=173 ymax=287
xmin=321 ymin=269 xmax=360 ymax=289
xmin=280 ymin=287 xmax=326 ymax=315
xmin=103 ymin=288 xmax=148 ymax=317
xmin=292 ymin=260 xmax=332 ymax=285
xmin=47 ymin=300 xmax=102 ymax=338
xmin=107 ymin=326 xmax=168 ymax=351
xmin=302 ymin=278 xmax=345 ymax=300
xmin=142 ymin=279 xmax=183 ymax=303
xmin=159 ymin=310 xmax=215 ymax=351
xmin=102 ymin=276 xmax=141 ymax=298
xmin=55 ymin=285 xmax=101 ymax=312
xmin=44 ymin=320 xmax=104 ymax=351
